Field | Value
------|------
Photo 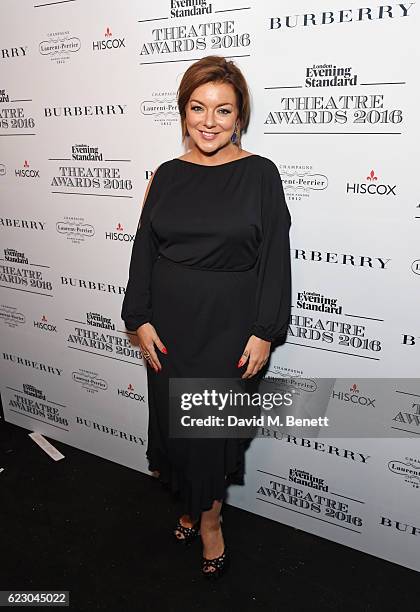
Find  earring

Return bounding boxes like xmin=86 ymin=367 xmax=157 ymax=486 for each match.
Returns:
xmin=231 ymin=121 xmax=240 ymax=145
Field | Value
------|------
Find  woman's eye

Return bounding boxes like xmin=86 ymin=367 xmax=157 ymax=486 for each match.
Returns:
xmin=190 ymin=106 xmax=231 ymax=114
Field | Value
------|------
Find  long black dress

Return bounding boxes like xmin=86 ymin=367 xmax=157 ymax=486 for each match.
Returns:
xmin=121 ymin=154 xmax=291 ymax=521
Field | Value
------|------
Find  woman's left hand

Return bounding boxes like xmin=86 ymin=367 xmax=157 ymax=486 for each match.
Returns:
xmin=238 ymin=335 xmax=271 ymax=379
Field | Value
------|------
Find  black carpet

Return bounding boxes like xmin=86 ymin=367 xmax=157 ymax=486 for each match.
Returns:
xmin=0 ymin=418 xmax=418 ymax=612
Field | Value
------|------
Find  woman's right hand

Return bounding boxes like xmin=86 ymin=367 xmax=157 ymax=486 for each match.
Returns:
xmin=136 ymin=323 xmax=167 ymax=372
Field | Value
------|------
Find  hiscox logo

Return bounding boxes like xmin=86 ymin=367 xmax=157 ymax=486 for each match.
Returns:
xmin=269 ymin=4 xmax=415 ymax=29
xmin=331 ymin=383 xmax=376 ymax=407
xmin=347 ymin=170 xmax=397 ymax=196
xmin=117 ymin=383 xmax=145 ymax=403
xmin=93 ymin=27 xmax=126 ymax=51
xmin=39 ymin=31 xmax=81 ymax=64
xmin=15 ymin=160 xmax=40 ymax=179
xmin=105 ymin=223 xmax=134 ymax=243
xmin=33 ymin=314 xmax=57 ymax=334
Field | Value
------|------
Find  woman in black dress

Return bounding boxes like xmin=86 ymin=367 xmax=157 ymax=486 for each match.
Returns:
xmin=121 ymin=55 xmax=291 ymax=579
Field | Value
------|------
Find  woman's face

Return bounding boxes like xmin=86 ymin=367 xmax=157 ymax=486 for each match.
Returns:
xmin=184 ymin=81 xmax=240 ymax=154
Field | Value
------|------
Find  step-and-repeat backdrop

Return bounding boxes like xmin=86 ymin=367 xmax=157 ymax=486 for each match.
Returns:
xmin=1 ymin=0 xmax=419 ymax=572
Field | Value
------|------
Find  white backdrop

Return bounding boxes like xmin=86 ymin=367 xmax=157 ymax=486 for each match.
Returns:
xmin=1 ymin=0 xmax=419 ymax=572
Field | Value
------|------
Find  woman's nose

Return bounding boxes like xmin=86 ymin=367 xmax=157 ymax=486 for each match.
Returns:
xmin=203 ymin=112 xmax=216 ymax=127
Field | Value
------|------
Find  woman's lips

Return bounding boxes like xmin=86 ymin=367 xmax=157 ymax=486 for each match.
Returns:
xmin=199 ymin=130 xmax=219 ymax=141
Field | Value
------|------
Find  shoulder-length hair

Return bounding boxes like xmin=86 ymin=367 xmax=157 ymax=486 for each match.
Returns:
xmin=177 ymin=55 xmax=251 ymax=144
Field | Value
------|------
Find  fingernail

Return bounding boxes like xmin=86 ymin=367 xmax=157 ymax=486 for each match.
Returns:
xmin=162 ymin=346 xmax=168 ymax=354
xmin=237 ymin=360 xmax=242 ymax=367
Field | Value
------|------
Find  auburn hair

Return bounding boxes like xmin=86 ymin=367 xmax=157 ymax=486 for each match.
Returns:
xmin=177 ymin=55 xmax=251 ymax=144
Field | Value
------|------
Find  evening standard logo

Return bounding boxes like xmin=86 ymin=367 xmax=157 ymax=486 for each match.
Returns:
xmin=33 ymin=314 xmax=58 ymax=334
xmin=117 ymin=383 xmax=145 ymax=403
xmin=296 ymin=290 xmax=342 ymax=315
xmin=15 ymin=160 xmax=40 ymax=179
xmin=5 ymin=248 xmax=28 ymax=264
xmin=305 ymin=63 xmax=358 ymax=87
xmin=388 ymin=457 xmax=420 ymax=489
xmin=71 ymin=143 xmax=103 ymax=161
xmin=0 ymin=304 xmax=25 ymax=328
xmin=331 ymin=383 xmax=376 ymax=407
xmin=169 ymin=0 xmax=213 ymax=18
xmin=289 ymin=468 xmax=329 ymax=492
xmin=347 ymin=170 xmax=397 ymax=196
xmin=86 ymin=311 xmax=115 ymax=330
xmin=268 ymin=4 xmax=415 ymax=29
xmin=140 ymin=93 xmax=179 ymax=126
xmin=92 ymin=27 xmax=126 ymax=51
xmin=56 ymin=217 xmax=95 ymax=244
xmin=23 ymin=384 xmax=45 ymax=400
xmin=392 ymin=401 xmax=420 ymax=434
xmin=105 ymin=223 xmax=135 ymax=243
xmin=72 ymin=369 xmax=108 ymax=394
xmin=8 ymin=384 xmax=69 ymax=428
xmin=1 ymin=46 xmax=28 ymax=59
xmin=39 ymin=31 xmax=81 ymax=64
xmin=256 ymin=472 xmax=364 ymax=529
xmin=279 ymin=163 xmax=328 ymax=202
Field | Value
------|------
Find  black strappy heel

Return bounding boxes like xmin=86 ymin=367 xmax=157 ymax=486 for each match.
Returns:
xmin=173 ymin=517 xmax=200 ymax=547
xmin=202 ymin=545 xmax=230 ymax=580
xmin=201 ymin=515 xmax=229 ymax=580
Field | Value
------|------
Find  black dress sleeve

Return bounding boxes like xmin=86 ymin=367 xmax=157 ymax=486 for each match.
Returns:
xmin=121 ymin=165 xmax=162 ymax=332
xmin=250 ymin=159 xmax=292 ymax=344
